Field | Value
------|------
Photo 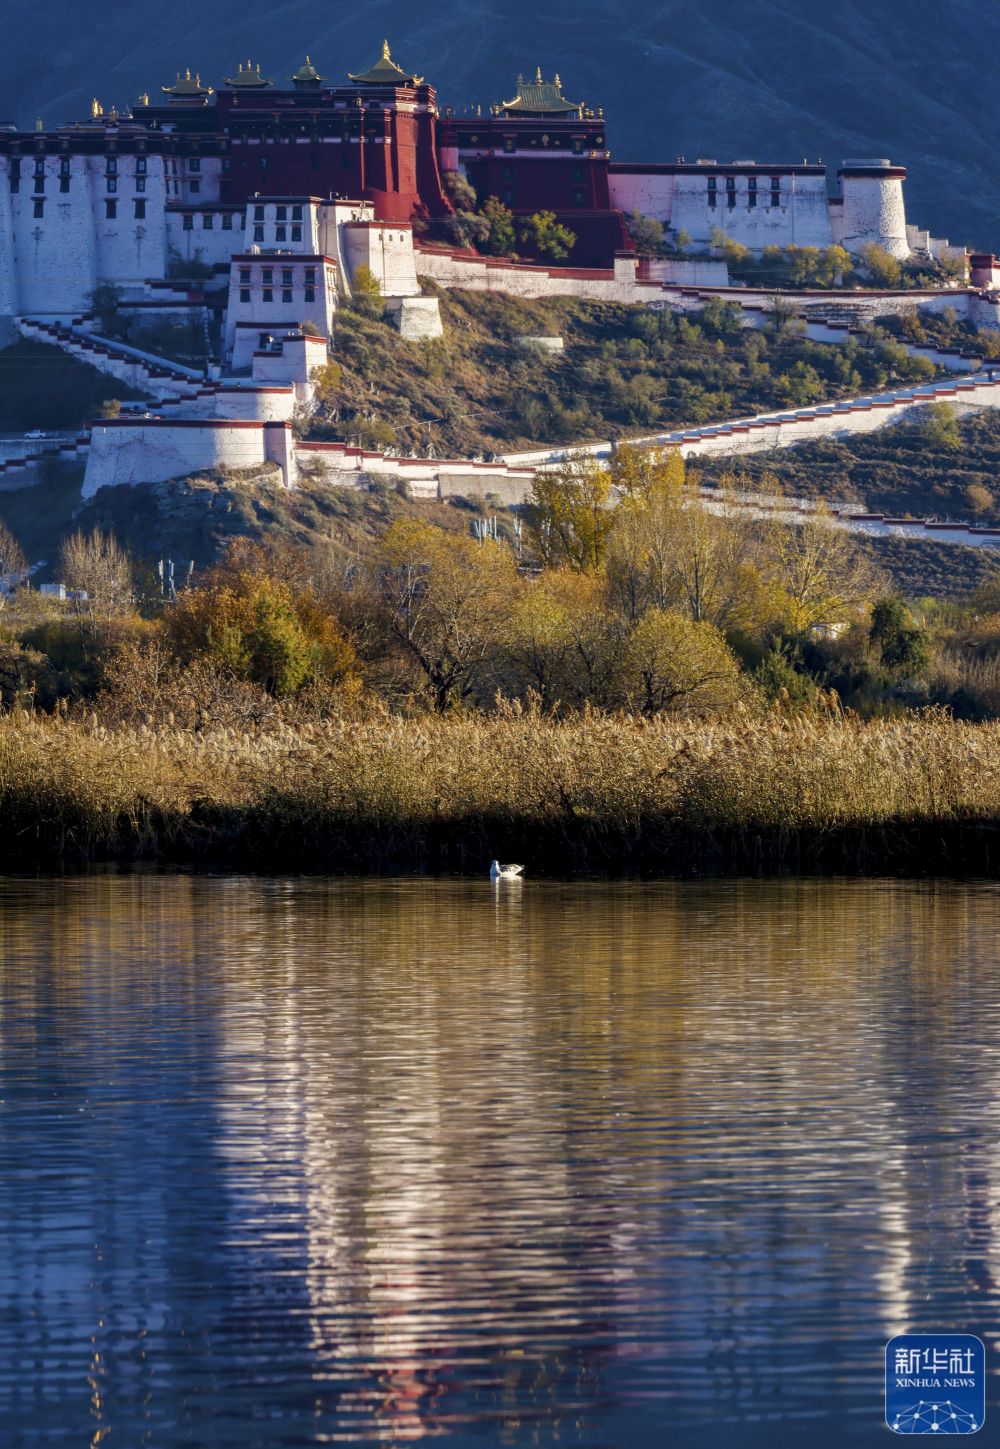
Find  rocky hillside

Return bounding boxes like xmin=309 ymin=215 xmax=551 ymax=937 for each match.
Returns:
xmin=9 ymin=0 xmax=1000 ymax=249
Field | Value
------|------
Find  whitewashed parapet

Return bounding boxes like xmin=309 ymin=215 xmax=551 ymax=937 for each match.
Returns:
xmin=508 ymin=371 xmax=1000 ymax=468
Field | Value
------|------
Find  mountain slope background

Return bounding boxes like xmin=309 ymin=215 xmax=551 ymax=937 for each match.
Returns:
xmin=8 ymin=0 xmax=1000 ymax=249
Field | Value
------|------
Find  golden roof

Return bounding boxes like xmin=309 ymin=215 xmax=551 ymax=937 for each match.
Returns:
xmin=161 ymin=69 xmax=213 ymax=98
xmin=224 ymin=60 xmax=272 ymax=89
xmin=500 ymin=69 xmax=582 ymax=116
xmin=291 ymin=55 xmax=324 ymax=86
xmin=348 ymin=39 xmax=423 ymax=87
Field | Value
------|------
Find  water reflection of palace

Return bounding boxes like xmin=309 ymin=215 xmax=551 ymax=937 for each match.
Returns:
xmin=3 ymin=876 xmax=1000 ymax=1442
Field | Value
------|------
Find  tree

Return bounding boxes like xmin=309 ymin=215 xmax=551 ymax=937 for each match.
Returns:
xmin=351 ymin=263 xmax=383 ymax=313
xmin=608 ymin=451 xmax=771 ymax=633
xmin=869 ymin=596 xmax=929 ymax=676
xmin=162 ymin=551 xmax=358 ymax=696
xmin=505 ymin=567 xmax=620 ymax=709
xmin=375 ymin=519 xmax=519 ymax=710
xmin=921 ymin=401 xmax=961 ymax=450
xmin=818 ymin=245 xmax=852 ymax=287
xmin=606 ymin=445 xmax=685 ymax=620
xmin=443 ymin=170 xmax=479 ymax=212
xmin=860 ymin=243 xmax=902 ymax=288
xmin=965 ymin=482 xmax=993 ymax=516
xmin=767 ymin=511 xmax=879 ymax=637
xmin=441 ymin=170 xmax=490 ymax=250
xmin=0 ymin=519 xmax=27 ymax=599
xmin=709 ymin=226 xmax=750 ymax=267
xmin=310 ymin=360 xmax=342 ymax=403
xmin=58 ymin=528 xmax=135 ymax=625
xmin=627 ymin=211 xmax=667 ymax=259
xmin=775 ymin=361 xmax=824 ymax=407
xmin=622 ymin=608 xmax=742 ymax=715
xmin=89 ymin=283 xmax=128 ymax=339
xmin=528 ymin=453 xmax=614 ymax=571
xmin=518 ymin=211 xmax=576 ymax=262
xmin=699 ymin=297 xmax=745 ymax=338
xmin=768 ymin=296 xmax=804 ymax=339
xmin=482 ymin=197 xmax=516 ymax=256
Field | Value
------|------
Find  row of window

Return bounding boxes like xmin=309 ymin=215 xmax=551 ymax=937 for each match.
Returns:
xmin=239 ymin=287 xmax=316 ymax=304
xmin=252 ymin=204 xmax=305 ymax=222
xmin=252 ymin=224 xmax=304 ymax=242
xmin=25 ymin=198 xmax=148 ymax=218
xmin=239 ymin=266 xmax=318 ymax=285
xmin=707 ymin=176 xmax=783 ymax=210
xmin=11 ymin=157 xmax=150 ymax=178
xmin=181 ymin=213 xmax=238 ymax=230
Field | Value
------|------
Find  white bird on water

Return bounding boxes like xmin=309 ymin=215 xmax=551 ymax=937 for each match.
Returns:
xmin=490 ymin=860 xmax=524 ymax=881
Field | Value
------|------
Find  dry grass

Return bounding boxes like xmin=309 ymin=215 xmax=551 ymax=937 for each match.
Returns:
xmin=3 ymin=705 xmax=1000 ymax=874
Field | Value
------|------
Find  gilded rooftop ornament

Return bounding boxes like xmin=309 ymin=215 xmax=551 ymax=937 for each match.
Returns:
xmin=348 ymin=39 xmax=423 ymax=87
xmin=161 ymin=69 xmax=214 ymax=98
xmin=224 ymin=61 xmax=272 ymax=89
xmin=291 ymin=55 xmax=324 ymax=88
xmin=499 ymin=70 xmax=583 ymax=116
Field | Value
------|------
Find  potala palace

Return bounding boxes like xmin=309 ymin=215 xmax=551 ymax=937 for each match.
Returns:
xmin=3 ymin=40 xmax=1000 ymax=501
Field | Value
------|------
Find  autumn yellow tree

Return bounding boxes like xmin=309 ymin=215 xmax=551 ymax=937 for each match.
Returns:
xmin=505 ymin=567 xmax=621 ymax=709
xmin=608 ymin=452 xmax=770 ymax=633
xmin=765 ymin=510 xmax=881 ymax=637
xmin=376 ymin=519 xmax=520 ymax=710
xmin=58 ymin=527 xmax=135 ymax=625
xmin=528 ymin=453 xmax=614 ymax=571
xmin=622 ymin=608 xmax=743 ymax=715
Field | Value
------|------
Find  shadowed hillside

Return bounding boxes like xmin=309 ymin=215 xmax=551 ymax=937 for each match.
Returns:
xmin=9 ymin=0 xmax=1000 ymax=249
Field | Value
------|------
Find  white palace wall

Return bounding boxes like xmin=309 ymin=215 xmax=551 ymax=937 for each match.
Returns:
xmin=671 ymin=173 xmax=833 ymax=251
xmin=83 ymin=418 xmax=295 ymax=496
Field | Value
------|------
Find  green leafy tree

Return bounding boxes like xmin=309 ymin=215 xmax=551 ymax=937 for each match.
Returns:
xmin=482 ymin=197 xmax=516 ymax=256
xmin=709 ymin=226 xmax=750 ymax=267
xmin=869 ymin=596 xmax=930 ymax=676
xmin=89 ymin=283 xmax=129 ymax=340
xmin=163 ymin=550 xmax=358 ymax=696
xmin=921 ymin=400 xmax=961 ymax=450
xmin=351 ymin=263 xmax=384 ymax=314
xmin=627 ymin=211 xmax=667 ymax=259
xmin=753 ymin=642 xmax=821 ymax=711
xmin=441 ymin=170 xmax=490 ymax=250
xmin=518 ymin=211 xmax=576 ymax=262
xmin=860 ymin=243 xmax=902 ymax=288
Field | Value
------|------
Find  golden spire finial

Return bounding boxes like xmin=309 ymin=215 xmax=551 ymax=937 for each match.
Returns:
xmin=91 ymin=97 xmax=103 ymax=118
xmin=535 ymin=65 xmax=543 ymax=84
xmin=554 ymin=72 xmax=561 ymax=88
xmin=382 ymin=38 xmax=391 ymax=60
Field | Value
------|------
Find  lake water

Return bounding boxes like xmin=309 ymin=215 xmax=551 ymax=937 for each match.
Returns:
xmin=2 ymin=874 xmax=999 ymax=1447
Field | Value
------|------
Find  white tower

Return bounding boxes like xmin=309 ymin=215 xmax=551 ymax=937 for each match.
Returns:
xmin=836 ymin=159 xmax=910 ymax=261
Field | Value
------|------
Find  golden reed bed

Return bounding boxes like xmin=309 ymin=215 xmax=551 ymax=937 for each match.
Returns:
xmin=1 ymin=706 xmax=999 ymax=873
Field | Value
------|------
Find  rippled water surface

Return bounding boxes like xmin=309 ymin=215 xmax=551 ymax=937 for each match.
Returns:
xmin=2 ymin=875 xmax=1000 ymax=1446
